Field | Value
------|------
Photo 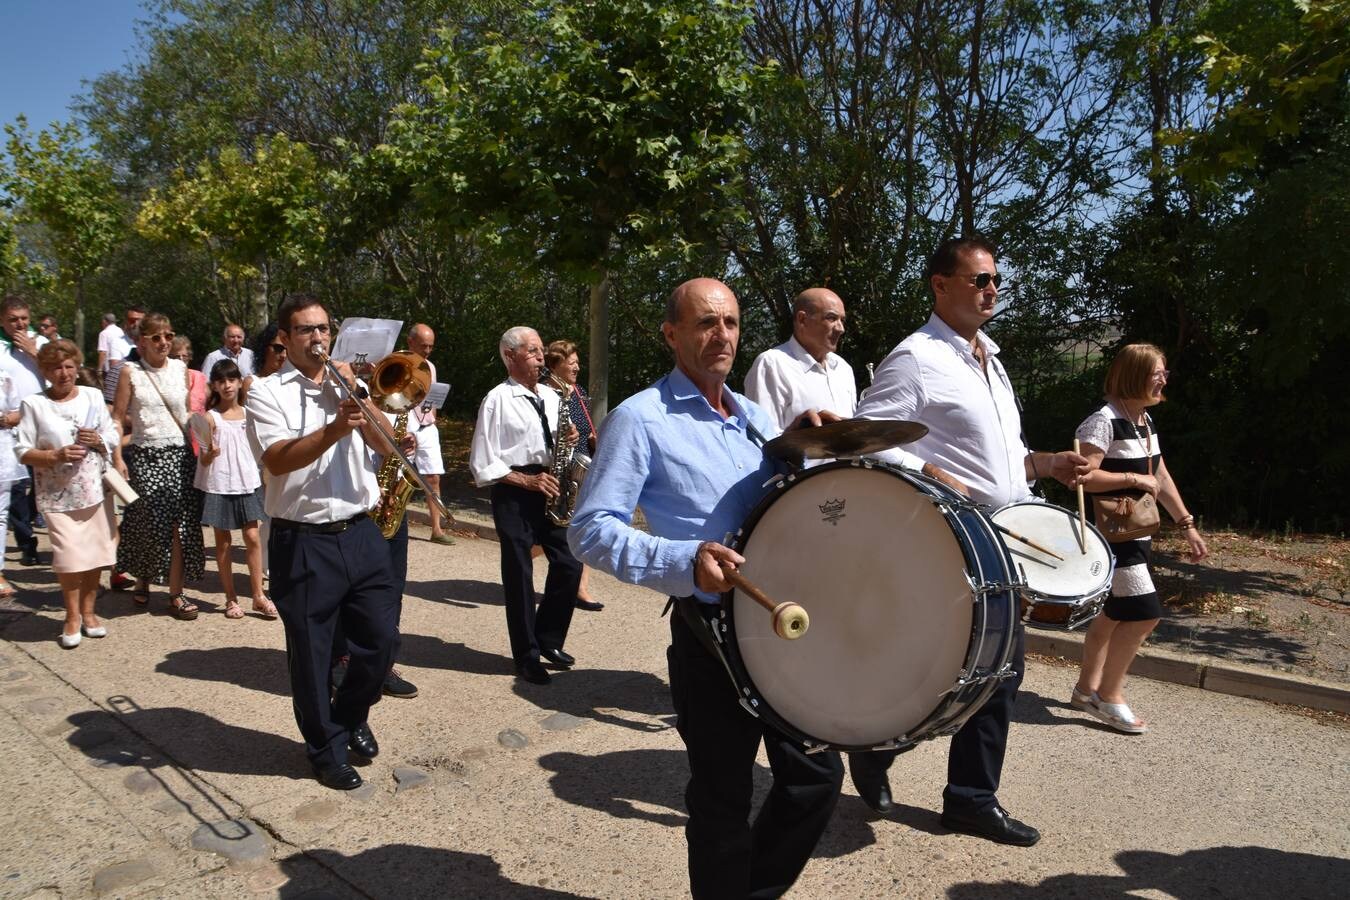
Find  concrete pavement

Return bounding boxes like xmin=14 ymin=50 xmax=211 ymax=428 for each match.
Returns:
xmin=1 ymin=522 xmax=1347 ymax=898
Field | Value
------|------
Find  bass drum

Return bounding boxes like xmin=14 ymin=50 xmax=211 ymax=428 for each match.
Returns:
xmin=714 ymin=460 xmax=1020 ymax=753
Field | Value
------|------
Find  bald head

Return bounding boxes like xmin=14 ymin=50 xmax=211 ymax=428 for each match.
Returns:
xmin=662 ymin=278 xmax=739 ymax=395
xmin=792 ymin=287 xmax=846 ymax=363
xmin=408 ymin=323 xmax=435 ymax=358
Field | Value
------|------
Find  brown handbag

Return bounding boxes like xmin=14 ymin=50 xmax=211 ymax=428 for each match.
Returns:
xmin=1091 ymin=413 xmax=1161 ymax=542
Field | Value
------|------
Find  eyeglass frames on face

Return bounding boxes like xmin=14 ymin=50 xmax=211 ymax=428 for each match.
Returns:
xmin=269 ymin=343 xmax=286 ymax=353
xmin=1152 ymin=370 xmax=1170 ymax=381
xmin=145 ymin=332 xmax=176 ymax=343
xmin=965 ymin=272 xmax=1003 ymax=289
xmin=290 ymin=323 xmax=331 ymax=336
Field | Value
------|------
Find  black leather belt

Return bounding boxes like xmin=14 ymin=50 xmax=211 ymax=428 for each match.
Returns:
xmin=271 ymin=512 xmax=367 ymax=534
xmin=510 ymin=464 xmax=547 ymax=474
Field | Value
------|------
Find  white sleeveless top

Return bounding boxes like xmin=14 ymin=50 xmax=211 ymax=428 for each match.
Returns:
xmin=125 ymin=358 xmax=189 ymax=447
xmin=194 ymin=410 xmax=261 ymax=494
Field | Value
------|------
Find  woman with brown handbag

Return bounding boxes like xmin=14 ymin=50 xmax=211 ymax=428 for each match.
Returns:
xmin=1070 ymin=343 xmax=1208 ymax=733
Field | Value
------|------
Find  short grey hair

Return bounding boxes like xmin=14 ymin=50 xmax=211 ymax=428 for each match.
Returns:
xmin=499 ymin=326 xmax=538 ymax=368
xmin=102 ymin=312 xmax=118 ymax=326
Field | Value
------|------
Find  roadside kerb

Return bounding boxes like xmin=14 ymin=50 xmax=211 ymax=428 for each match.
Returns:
xmin=411 ymin=501 xmax=1350 ymax=716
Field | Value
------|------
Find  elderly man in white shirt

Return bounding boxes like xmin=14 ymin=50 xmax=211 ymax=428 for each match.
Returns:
xmin=469 ymin=326 xmax=582 ymax=686
xmin=848 ymin=236 xmax=1087 ymax=847
xmin=98 ymin=306 xmax=143 ymax=404
xmin=201 ymin=323 xmax=255 ymax=379
xmin=246 ymin=293 xmax=398 ymax=792
xmin=744 ymin=287 xmax=857 ymax=426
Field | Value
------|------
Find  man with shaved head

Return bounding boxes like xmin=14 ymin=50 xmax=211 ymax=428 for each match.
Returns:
xmin=745 ymin=286 xmax=856 ymax=428
xmin=569 ymin=278 xmax=843 ymax=898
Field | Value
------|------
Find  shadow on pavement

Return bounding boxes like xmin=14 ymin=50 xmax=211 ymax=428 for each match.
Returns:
xmin=946 ymin=845 xmax=1350 ymax=898
xmin=397 ymin=632 xmax=517 ymax=676
xmin=404 ymin=577 xmax=504 ymax=608
xmin=65 ymin=706 xmax=310 ymax=780
xmin=156 ymin=646 xmax=291 ymax=696
xmin=278 ymin=843 xmax=581 ymax=898
xmin=538 ymin=748 xmax=687 ymax=828
xmin=511 ymin=667 xmax=672 ymax=732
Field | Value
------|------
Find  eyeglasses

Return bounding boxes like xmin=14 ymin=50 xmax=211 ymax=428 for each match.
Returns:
xmin=269 ymin=343 xmax=286 ymax=353
xmin=961 ymin=272 xmax=1003 ymax=289
xmin=290 ymin=323 xmax=330 ymax=336
xmin=146 ymin=332 xmax=176 ymax=343
xmin=1152 ymin=370 xmax=1170 ymax=381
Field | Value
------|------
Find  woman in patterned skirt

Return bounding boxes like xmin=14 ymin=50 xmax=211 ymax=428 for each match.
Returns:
xmin=1071 ymin=343 xmax=1208 ymax=733
xmin=15 ymin=341 xmax=120 ymax=646
xmin=112 ymin=313 xmax=205 ymax=618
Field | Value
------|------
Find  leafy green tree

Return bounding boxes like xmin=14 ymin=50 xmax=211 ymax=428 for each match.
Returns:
xmin=1 ymin=117 xmax=125 ymax=349
xmin=396 ymin=0 xmax=769 ymax=420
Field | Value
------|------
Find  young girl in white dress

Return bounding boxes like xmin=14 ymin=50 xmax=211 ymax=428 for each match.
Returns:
xmin=195 ymin=359 xmax=276 ymax=620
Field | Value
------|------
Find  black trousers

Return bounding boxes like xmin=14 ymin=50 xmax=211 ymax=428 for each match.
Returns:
xmin=669 ymin=605 xmax=843 ymax=900
xmin=489 ymin=481 xmax=580 ymax=665
xmin=849 ymin=623 xmax=1026 ymax=814
xmin=270 ymin=516 xmax=398 ymax=768
xmin=333 ymin=514 xmax=407 ymax=665
xmin=9 ymin=475 xmax=36 ymax=553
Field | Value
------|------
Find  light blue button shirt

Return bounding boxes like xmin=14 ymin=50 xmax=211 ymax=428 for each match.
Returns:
xmin=568 ymin=367 xmax=782 ymax=603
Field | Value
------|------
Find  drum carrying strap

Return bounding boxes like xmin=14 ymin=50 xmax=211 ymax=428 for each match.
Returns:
xmin=664 ymin=595 xmax=725 ymax=661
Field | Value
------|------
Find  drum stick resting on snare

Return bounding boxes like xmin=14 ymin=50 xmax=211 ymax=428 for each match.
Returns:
xmin=992 ymin=523 xmax=1065 ymax=562
xmin=1073 ymin=438 xmax=1087 ymax=554
xmin=718 ymin=561 xmax=810 ymax=640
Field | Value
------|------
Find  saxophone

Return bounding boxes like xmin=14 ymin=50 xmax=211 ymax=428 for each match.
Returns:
xmin=543 ymin=370 xmax=591 ymax=526
xmin=372 ymin=411 xmax=418 ymax=539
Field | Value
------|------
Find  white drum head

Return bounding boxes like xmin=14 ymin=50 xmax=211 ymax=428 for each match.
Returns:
xmin=734 ymin=466 xmax=974 ymax=747
xmin=991 ymin=502 xmax=1112 ymax=602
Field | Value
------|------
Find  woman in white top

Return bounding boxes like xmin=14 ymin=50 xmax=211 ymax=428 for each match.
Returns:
xmin=15 ymin=341 xmax=120 ymax=647
xmin=0 ymin=356 xmax=28 ymax=598
xmin=112 ymin=313 xmax=206 ymax=618
xmin=195 ymin=359 xmax=275 ymax=619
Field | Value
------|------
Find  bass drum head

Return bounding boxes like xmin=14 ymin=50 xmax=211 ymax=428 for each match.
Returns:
xmin=991 ymin=502 xmax=1112 ymax=602
xmin=730 ymin=463 xmax=974 ymax=749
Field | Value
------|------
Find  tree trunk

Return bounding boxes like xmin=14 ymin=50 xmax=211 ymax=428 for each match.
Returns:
xmin=74 ymin=277 xmax=87 ymax=353
xmin=252 ymin=258 xmax=271 ymax=332
xmin=587 ymin=269 xmax=611 ymax=426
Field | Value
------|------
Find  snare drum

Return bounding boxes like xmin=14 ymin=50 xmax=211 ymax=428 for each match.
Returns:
xmin=990 ymin=502 xmax=1114 ymax=630
xmin=708 ymin=460 xmax=1020 ymax=753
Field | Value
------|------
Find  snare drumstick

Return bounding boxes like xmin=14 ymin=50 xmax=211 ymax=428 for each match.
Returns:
xmin=1073 ymin=438 xmax=1087 ymax=554
xmin=993 ymin=523 xmax=1065 ymax=562
xmin=718 ymin=561 xmax=810 ymax=640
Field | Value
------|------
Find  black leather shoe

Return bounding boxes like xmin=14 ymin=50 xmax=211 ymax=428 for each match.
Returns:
xmin=382 ymin=667 xmax=418 ymax=699
xmin=575 ymin=598 xmax=605 ymax=611
xmin=313 ymin=762 xmax=363 ymax=790
xmin=515 ymin=659 xmax=552 ymax=684
xmin=348 ymin=723 xmax=379 ymax=761
xmin=540 ymin=647 xmax=575 ymax=668
xmin=850 ymin=759 xmax=894 ymax=814
xmin=940 ymin=804 xmax=1041 ymax=847
xmin=20 ymin=549 xmax=40 ymax=567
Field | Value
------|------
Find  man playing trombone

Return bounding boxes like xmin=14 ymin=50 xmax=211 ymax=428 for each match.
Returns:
xmin=246 ymin=293 xmax=397 ymax=791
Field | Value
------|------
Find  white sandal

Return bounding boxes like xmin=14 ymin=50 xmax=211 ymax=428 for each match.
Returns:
xmin=1070 ymin=687 xmax=1097 ymax=711
xmin=1086 ymin=697 xmax=1148 ymax=734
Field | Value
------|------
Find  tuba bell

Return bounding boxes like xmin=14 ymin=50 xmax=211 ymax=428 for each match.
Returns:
xmin=369 ymin=351 xmax=434 ymax=539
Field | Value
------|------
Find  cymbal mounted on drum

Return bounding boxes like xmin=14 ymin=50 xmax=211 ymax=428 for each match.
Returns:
xmin=762 ymin=419 xmax=928 ymax=464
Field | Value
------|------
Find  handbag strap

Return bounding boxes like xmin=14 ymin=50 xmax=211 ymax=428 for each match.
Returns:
xmin=136 ymin=361 xmax=189 ymax=433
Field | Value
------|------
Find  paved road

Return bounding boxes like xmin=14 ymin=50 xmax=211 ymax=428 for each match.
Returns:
xmin=1 ymin=525 xmax=1346 ymax=898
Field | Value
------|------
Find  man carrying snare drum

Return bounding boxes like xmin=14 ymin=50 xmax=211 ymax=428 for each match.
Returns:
xmin=853 ymin=236 xmax=1088 ymax=846
xmin=569 ymin=278 xmax=841 ymax=899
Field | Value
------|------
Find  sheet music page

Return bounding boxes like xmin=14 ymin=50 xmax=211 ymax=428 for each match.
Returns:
xmin=332 ymin=317 xmax=402 ymax=365
xmin=422 ymin=382 xmax=450 ymax=410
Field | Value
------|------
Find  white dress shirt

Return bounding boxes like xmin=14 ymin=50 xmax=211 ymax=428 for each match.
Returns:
xmin=469 ymin=378 xmax=561 ymax=486
xmin=97 ymin=324 xmax=127 ymax=371
xmin=0 ymin=333 xmax=50 ymax=401
xmin=201 ymin=346 xmax=255 ymax=379
xmin=743 ymin=335 xmax=858 ymax=428
xmin=857 ymin=313 xmax=1032 ymax=508
xmin=246 ymin=362 xmax=380 ymax=522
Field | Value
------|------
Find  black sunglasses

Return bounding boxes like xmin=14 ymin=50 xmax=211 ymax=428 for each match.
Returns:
xmin=967 ymin=272 xmax=1003 ymax=289
xmin=269 ymin=343 xmax=286 ymax=353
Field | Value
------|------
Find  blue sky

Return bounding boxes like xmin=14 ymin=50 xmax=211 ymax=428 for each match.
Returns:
xmin=1 ymin=0 xmax=145 ymax=132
